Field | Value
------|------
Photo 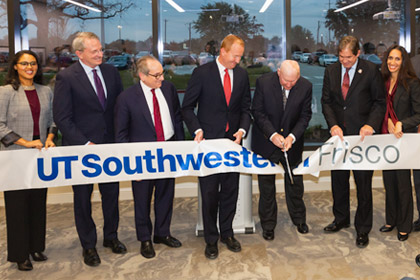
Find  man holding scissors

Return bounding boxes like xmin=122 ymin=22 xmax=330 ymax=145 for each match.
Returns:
xmin=251 ymin=60 xmax=312 ymax=240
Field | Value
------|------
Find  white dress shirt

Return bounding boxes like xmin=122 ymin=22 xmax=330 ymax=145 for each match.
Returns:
xmin=79 ymin=60 xmax=108 ymax=98
xmin=140 ymin=81 xmax=174 ymax=140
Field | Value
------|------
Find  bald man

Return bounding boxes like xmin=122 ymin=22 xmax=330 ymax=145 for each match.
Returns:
xmin=251 ymin=60 xmax=312 ymax=240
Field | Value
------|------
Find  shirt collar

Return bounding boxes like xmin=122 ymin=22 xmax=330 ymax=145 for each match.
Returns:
xmin=140 ymin=80 xmax=156 ymax=93
xmin=216 ymin=56 xmax=231 ymax=73
xmin=79 ymin=59 xmax=100 ymax=73
xmin=341 ymin=59 xmax=359 ymax=72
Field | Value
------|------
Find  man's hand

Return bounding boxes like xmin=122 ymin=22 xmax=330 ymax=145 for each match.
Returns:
xmin=330 ymin=125 xmax=344 ymax=141
xmin=194 ymin=130 xmax=204 ymax=143
xmin=282 ymin=135 xmax=293 ymax=152
xmin=359 ymin=124 xmax=374 ymax=141
xmin=271 ymin=133 xmax=285 ymax=149
xmin=233 ymin=130 xmax=244 ymax=144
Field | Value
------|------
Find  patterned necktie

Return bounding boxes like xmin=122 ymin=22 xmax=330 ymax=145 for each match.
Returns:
xmin=342 ymin=68 xmax=350 ymax=100
xmin=92 ymin=69 xmax=106 ymax=109
xmin=223 ymin=68 xmax=231 ymax=131
xmin=282 ymin=87 xmax=287 ymax=110
xmin=151 ymin=89 xmax=165 ymax=141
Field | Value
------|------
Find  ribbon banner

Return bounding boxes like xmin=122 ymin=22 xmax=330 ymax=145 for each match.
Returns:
xmin=0 ymin=139 xmax=283 ymax=191
xmin=294 ymin=134 xmax=420 ymax=176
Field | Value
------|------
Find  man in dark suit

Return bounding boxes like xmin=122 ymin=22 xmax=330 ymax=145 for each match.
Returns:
xmin=251 ymin=60 xmax=312 ymax=241
xmin=114 ymin=55 xmax=184 ymax=258
xmin=182 ymin=34 xmax=251 ymax=259
xmin=53 ymin=32 xmax=126 ymax=266
xmin=321 ymin=35 xmax=386 ymax=248
xmin=410 ymin=51 xmax=420 ymax=232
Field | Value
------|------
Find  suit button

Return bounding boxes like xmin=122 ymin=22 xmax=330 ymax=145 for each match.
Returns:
xmin=280 ymin=129 xmax=284 ymax=132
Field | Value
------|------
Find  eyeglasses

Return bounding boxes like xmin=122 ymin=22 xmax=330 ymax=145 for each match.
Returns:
xmin=17 ymin=61 xmax=37 ymax=67
xmin=148 ymin=71 xmax=165 ymax=79
xmin=81 ymin=48 xmax=104 ymax=55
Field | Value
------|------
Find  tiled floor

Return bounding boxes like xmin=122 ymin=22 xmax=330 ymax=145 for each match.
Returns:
xmin=1 ymin=188 xmax=420 ymax=279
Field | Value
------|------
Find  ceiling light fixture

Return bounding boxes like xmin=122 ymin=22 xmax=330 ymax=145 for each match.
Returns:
xmin=259 ymin=0 xmax=273 ymax=13
xmin=334 ymin=0 xmax=370 ymax=13
xmin=63 ymin=0 xmax=101 ymax=13
xmin=166 ymin=0 xmax=185 ymax=13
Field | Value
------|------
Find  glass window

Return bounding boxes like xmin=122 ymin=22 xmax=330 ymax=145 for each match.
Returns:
xmin=21 ymin=0 xmax=152 ymax=90
xmin=292 ymin=0 xmax=402 ymax=144
xmin=0 ymin=0 xmax=8 ymax=82
xmin=160 ymin=0 xmax=284 ymax=90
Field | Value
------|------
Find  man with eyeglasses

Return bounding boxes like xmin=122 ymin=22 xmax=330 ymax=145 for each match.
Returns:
xmin=53 ymin=32 xmax=126 ymax=266
xmin=114 ymin=55 xmax=184 ymax=259
xmin=182 ymin=34 xmax=251 ymax=259
xmin=321 ymin=35 xmax=386 ymax=248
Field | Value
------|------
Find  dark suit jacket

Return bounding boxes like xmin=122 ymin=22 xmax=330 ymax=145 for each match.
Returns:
xmin=251 ymin=72 xmax=312 ymax=166
xmin=182 ymin=61 xmax=251 ymax=139
xmin=114 ymin=81 xmax=184 ymax=142
xmin=53 ymin=61 xmax=123 ymax=145
xmin=390 ymin=79 xmax=420 ymax=133
xmin=321 ymin=59 xmax=386 ymax=135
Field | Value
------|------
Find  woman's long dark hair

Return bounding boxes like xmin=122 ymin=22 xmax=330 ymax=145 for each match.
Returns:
xmin=381 ymin=45 xmax=419 ymax=90
xmin=5 ymin=50 xmax=43 ymax=90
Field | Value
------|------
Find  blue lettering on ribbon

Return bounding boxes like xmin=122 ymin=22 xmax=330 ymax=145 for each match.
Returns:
xmin=176 ymin=153 xmax=204 ymax=170
xmin=223 ymin=151 xmax=240 ymax=167
xmin=103 ymin=157 xmax=123 ymax=176
xmin=38 ymin=156 xmax=78 ymax=181
xmin=157 ymin=148 xmax=177 ymax=172
xmin=204 ymin=152 xmax=222 ymax=168
xmin=123 ymin=156 xmax=143 ymax=174
xmin=82 ymin=154 xmax=102 ymax=178
xmin=252 ymin=153 xmax=268 ymax=168
xmin=303 ymin=157 xmax=309 ymax=167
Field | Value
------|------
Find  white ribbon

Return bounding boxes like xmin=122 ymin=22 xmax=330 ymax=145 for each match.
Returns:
xmin=294 ymin=134 xmax=420 ymax=176
xmin=0 ymin=139 xmax=284 ymax=191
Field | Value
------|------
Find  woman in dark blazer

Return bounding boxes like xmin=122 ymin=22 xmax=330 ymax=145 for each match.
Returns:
xmin=379 ymin=45 xmax=420 ymax=241
xmin=0 ymin=50 xmax=56 ymax=270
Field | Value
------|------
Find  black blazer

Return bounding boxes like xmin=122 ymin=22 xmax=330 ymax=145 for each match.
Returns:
xmin=53 ymin=61 xmax=123 ymax=145
xmin=321 ymin=59 xmax=386 ymax=135
xmin=390 ymin=79 xmax=420 ymax=133
xmin=114 ymin=81 xmax=184 ymax=143
xmin=251 ymin=72 xmax=312 ymax=166
xmin=181 ymin=61 xmax=251 ymax=139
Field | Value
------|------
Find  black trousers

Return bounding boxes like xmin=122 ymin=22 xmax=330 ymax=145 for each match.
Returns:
xmin=258 ymin=148 xmax=306 ymax=231
xmin=72 ymin=182 xmax=120 ymax=249
xmin=383 ymin=169 xmax=413 ymax=233
xmin=199 ymin=172 xmax=239 ymax=244
xmin=413 ymin=170 xmax=420 ymax=217
xmin=132 ymin=178 xmax=175 ymax=241
xmin=331 ymin=170 xmax=373 ymax=234
xmin=4 ymin=188 xmax=47 ymax=262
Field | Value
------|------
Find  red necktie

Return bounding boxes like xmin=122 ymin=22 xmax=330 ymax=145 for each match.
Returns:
xmin=151 ymin=89 xmax=165 ymax=141
xmin=224 ymin=68 xmax=231 ymax=131
xmin=342 ymin=68 xmax=350 ymax=100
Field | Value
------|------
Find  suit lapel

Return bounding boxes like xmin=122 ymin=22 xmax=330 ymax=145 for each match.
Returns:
xmin=332 ymin=63 xmax=343 ymax=101
xmin=271 ymin=72 xmax=283 ymax=109
xmin=161 ymin=82 xmax=176 ymax=127
xmin=211 ymin=61 xmax=229 ymax=107
xmin=99 ymin=64 xmax=112 ymax=110
xmin=346 ymin=60 xmax=363 ymax=99
xmin=75 ymin=62 xmax=103 ymax=110
xmin=135 ymin=84 xmax=156 ymax=131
